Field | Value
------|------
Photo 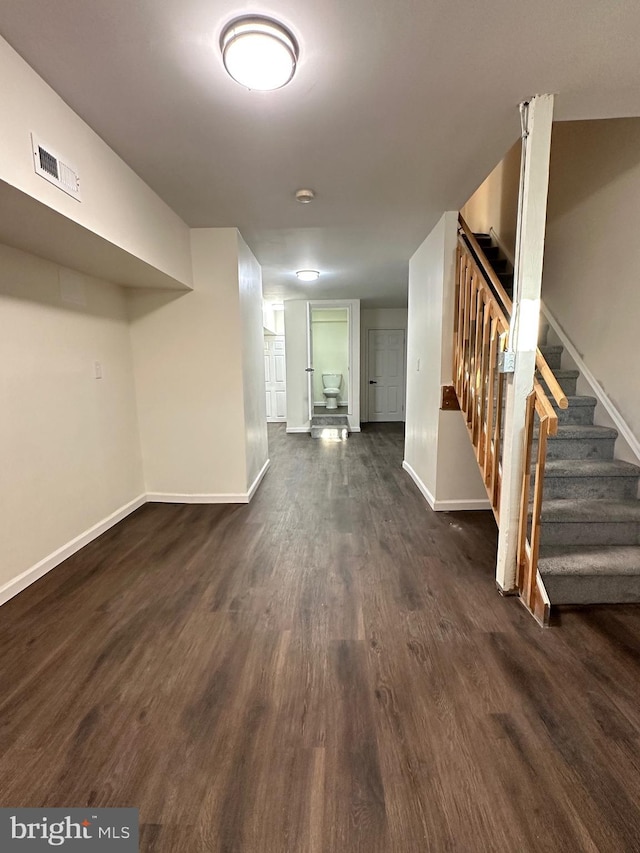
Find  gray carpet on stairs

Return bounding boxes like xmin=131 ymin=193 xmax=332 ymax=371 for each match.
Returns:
xmin=534 ymin=324 xmax=640 ymax=604
xmin=475 ymin=244 xmax=640 ymax=607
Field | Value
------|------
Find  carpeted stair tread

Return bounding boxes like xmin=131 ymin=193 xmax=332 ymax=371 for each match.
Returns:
xmin=549 ymin=395 xmax=597 ymax=425
xmin=532 ymin=424 xmax=618 ymax=461
xmin=539 ymin=344 xmax=563 ymax=357
xmin=540 ymin=499 xmax=640 ymax=523
xmin=538 ymin=545 xmax=640 ymax=604
xmin=538 ymin=368 xmax=579 ymax=396
xmin=539 ymin=545 xmax=640 ymax=576
xmin=535 ymin=424 xmax=618 ymax=441
xmin=538 ymin=368 xmax=579 ymax=379
xmin=538 ymin=459 xmax=640 ymax=500
xmin=538 ymin=344 xmax=563 ymax=368
xmin=473 ymin=233 xmax=492 ymax=245
xmin=551 ymin=395 xmax=597 ymax=408
xmin=542 ymin=459 xmax=640 ymax=478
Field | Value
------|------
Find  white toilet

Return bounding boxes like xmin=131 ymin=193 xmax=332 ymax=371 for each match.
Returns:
xmin=322 ymin=373 xmax=342 ymax=409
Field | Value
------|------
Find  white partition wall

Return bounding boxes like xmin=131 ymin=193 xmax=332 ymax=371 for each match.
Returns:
xmin=129 ymin=228 xmax=269 ymax=503
xmin=403 ymin=211 xmax=489 ymax=511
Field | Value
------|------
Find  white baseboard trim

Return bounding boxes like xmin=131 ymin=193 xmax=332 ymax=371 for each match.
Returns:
xmin=147 ymin=492 xmax=249 ymax=504
xmin=247 ymin=458 xmax=270 ymax=501
xmin=402 ymin=461 xmax=491 ymax=512
xmin=402 ymin=460 xmax=436 ymax=509
xmin=147 ymin=460 xmax=271 ymax=505
xmin=1 ymin=458 xmax=275 ymax=608
xmin=433 ymin=497 xmax=492 ymax=511
xmin=349 ymin=426 xmax=361 ymax=432
xmin=286 ymin=426 xmax=310 ymax=434
xmin=0 ymin=494 xmax=146 ymax=608
xmin=541 ymin=301 xmax=640 ymax=465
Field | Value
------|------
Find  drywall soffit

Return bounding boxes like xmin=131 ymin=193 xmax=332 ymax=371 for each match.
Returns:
xmin=0 ymin=180 xmax=192 ymax=291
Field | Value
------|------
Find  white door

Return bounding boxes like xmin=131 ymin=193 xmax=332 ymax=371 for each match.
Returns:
xmin=264 ymin=336 xmax=287 ymax=422
xmin=368 ymin=329 xmax=406 ymax=422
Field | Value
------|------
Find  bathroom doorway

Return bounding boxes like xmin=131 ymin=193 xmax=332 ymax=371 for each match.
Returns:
xmin=307 ymin=305 xmax=350 ymax=423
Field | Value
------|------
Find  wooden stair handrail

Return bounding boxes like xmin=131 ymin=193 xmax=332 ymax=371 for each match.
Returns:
xmin=458 ymin=215 xmax=568 ymax=411
xmin=533 ymin=379 xmax=559 ymax=436
xmin=535 ymin=354 xmax=568 ymax=411
xmin=454 ymin=224 xmax=556 ymax=625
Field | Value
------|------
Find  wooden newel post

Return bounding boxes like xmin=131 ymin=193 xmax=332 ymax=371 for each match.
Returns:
xmin=495 ymin=94 xmax=555 ymax=592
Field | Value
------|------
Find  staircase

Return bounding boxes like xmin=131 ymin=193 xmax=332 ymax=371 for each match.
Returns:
xmin=474 ymin=233 xmax=640 ymax=605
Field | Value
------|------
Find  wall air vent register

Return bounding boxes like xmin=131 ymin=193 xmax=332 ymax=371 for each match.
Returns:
xmin=31 ymin=133 xmax=81 ymax=201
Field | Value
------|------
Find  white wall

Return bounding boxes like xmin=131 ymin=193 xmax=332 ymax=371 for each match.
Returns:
xmin=238 ymin=234 xmax=269 ymax=489
xmin=263 ymin=302 xmax=285 ymax=335
xmin=0 ymin=35 xmax=270 ymax=604
xmin=129 ymin=228 xmax=251 ymax=499
xmin=461 ymin=140 xmax=521 ymax=258
xmin=0 ymin=242 xmax=144 ymax=597
xmin=543 ymin=118 xmax=640 ymax=443
xmin=0 ymin=35 xmax=192 ymax=287
xmin=404 ymin=212 xmax=489 ymax=510
xmin=360 ymin=308 xmax=408 ymax=420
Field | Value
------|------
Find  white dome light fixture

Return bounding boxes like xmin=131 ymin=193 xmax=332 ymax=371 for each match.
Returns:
xmin=221 ymin=17 xmax=298 ymax=91
xmin=296 ymin=270 xmax=320 ymax=282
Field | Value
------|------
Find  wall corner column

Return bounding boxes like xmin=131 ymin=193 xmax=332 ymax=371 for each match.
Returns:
xmin=496 ymin=94 xmax=555 ymax=591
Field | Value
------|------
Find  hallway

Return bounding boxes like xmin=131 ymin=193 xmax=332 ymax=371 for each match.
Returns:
xmin=1 ymin=423 xmax=639 ymax=851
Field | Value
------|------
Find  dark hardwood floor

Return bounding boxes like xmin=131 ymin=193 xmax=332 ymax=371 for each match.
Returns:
xmin=1 ymin=423 xmax=640 ymax=851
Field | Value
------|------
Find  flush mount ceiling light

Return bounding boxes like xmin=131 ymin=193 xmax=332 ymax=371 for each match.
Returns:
xmin=296 ymin=270 xmax=320 ymax=282
xmin=220 ymin=16 xmax=298 ymax=91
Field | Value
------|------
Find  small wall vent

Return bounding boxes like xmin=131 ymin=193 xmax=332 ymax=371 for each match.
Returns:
xmin=31 ymin=133 xmax=81 ymax=201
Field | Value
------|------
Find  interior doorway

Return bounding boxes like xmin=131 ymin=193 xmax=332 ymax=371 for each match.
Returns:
xmin=367 ymin=329 xmax=406 ymax=421
xmin=307 ymin=305 xmax=350 ymax=422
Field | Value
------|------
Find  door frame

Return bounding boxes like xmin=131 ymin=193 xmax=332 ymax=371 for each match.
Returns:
xmin=306 ymin=299 xmax=360 ymax=432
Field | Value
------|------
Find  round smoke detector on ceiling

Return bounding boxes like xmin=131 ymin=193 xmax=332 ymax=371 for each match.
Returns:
xmin=295 ymin=188 xmax=315 ymax=204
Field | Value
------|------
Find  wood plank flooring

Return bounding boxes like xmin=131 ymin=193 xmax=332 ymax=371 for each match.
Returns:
xmin=1 ymin=423 xmax=640 ymax=851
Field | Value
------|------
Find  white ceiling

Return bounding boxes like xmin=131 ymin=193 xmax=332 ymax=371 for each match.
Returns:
xmin=2 ymin=0 xmax=640 ymax=307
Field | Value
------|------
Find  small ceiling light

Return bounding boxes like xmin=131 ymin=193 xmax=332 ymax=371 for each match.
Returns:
xmin=295 ymin=188 xmax=315 ymax=204
xmin=221 ymin=17 xmax=298 ymax=91
xmin=296 ymin=270 xmax=320 ymax=282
